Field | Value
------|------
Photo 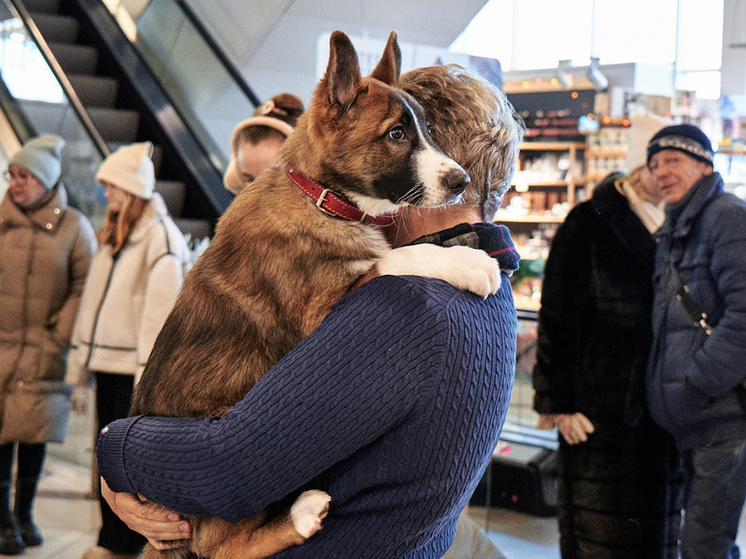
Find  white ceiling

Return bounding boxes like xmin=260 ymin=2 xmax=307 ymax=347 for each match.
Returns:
xmin=185 ymin=0 xmax=488 ymax=101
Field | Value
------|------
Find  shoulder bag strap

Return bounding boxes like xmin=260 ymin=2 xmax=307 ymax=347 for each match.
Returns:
xmin=668 ymin=260 xmax=712 ymax=335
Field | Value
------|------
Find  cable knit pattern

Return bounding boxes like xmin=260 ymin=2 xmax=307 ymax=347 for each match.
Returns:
xmin=98 ymin=227 xmax=517 ymax=558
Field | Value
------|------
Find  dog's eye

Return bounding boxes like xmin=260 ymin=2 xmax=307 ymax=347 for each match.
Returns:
xmin=388 ymin=126 xmax=405 ymax=141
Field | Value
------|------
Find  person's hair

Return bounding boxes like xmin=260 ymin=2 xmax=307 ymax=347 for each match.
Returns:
xmin=238 ymin=93 xmax=305 ymax=146
xmin=399 ymin=65 xmax=525 ymax=222
xmin=97 ymin=191 xmax=148 ymax=253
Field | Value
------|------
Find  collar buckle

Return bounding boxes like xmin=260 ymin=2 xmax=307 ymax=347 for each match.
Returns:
xmin=315 ymin=188 xmax=335 ymax=216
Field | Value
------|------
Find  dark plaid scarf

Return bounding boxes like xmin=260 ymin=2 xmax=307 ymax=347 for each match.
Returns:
xmin=411 ymin=222 xmax=520 ymax=276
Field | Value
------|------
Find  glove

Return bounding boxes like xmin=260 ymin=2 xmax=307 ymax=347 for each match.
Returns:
xmin=71 ymin=386 xmax=89 ymax=415
xmin=536 ymin=412 xmax=595 ymax=445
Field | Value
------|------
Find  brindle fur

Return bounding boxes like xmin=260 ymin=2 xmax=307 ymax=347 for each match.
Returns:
xmin=130 ymin=30 xmax=467 ymax=559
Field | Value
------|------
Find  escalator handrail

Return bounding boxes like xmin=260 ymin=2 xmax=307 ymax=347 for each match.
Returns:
xmin=6 ymin=0 xmax=110 ymax=158
xmin=173 ymin=0 xmax=261 ymax=109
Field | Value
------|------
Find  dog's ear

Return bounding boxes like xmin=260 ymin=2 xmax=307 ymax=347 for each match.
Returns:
xmin=370 ymin=31 xmax=401 ymax=86
xmin=324 ymin=30 xmax=362 ymax=109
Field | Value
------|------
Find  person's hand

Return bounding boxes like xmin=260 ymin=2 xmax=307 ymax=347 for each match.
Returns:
xmin=535 ymin=414 xmax=557 ymax=430
xmin=555 ymin=413 xmax=594 ymax=445
xmin=536 ymin=413 xmax=595 ymax=445
xmin=100 ymin=477 xmax=192 ymax=550
xmin=71 ymin=386 xmax=89 ymax=415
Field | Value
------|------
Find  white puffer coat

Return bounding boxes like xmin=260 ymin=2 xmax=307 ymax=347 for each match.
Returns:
xmin=67 ymin=193 xmax=191 ymax=385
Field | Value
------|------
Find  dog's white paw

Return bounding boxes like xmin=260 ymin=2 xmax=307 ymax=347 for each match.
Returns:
xmin=447 ymin=245 xmax=502 ymax=298
xmin=378 ymin=244 xmax=501 ymax=298
xmin=290 ymin=490 xmax=331 ymax=539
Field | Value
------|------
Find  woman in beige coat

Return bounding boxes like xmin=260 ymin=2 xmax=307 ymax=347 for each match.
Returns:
xmin=0 ymin=134 xmax=96 ymax=554
xmin=67 ymin=142 xmax=191 ymax=559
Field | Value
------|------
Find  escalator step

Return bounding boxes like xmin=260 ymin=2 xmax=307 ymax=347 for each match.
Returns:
xmin=21 ymin=0 xmax=60 ymax=13
xmin=48 ymin=42 xmax=98 ymax=75
xmin=30 ymin=13 xmax=79 ymax=44
xmin=67 ymin=74 xmax=118 ymax=108
xmin=155 ymin=180 xmax=186 ymax=216
xmin=87 ymin=107 xmax=140 ymax=143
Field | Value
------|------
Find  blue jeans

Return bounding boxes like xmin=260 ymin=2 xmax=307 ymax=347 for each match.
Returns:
xmin=681 ymin=439 xmax=746 ymax=559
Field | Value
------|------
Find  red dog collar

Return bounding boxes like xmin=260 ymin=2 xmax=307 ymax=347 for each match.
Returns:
xmin=285 ymin=169 xmax=396 ymax=227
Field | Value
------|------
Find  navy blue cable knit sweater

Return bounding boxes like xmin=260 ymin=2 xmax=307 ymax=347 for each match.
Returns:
xmin=96 ymin=223 xmax=518 ymax=558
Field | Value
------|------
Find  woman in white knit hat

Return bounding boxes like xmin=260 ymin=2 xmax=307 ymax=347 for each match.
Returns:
xmin=0 ymin=134 xmax=96 ymax=555
xmin=67 ymin=142 xmax=191 ymax=559
xmin=533 ymin=113 xmax=684 ymax=559
xmin=223 ymin=92 xmax=304 ymax=195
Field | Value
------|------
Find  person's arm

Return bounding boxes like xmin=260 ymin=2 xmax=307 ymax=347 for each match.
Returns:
xmin=52 ymin=215 xmax=96 ymax=347
xmin=685 ymin=202 xmax=746 ymax=400
xmin=98 ymin=275 xmax=448 ymax=522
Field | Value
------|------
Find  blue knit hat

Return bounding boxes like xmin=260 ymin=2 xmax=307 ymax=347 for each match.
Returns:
xmin=647 ymin=124 xmax=714 ymax=167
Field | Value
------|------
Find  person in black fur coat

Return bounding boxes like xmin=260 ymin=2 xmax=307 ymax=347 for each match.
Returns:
xmin=532 ymin=115 xmax=684 ymax=559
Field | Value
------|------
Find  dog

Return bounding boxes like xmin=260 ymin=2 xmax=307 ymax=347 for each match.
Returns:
xmin=130 ymin=30 xmax=500 ymax=559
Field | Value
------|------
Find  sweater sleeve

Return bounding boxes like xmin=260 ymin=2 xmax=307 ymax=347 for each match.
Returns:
xmin=97 ymin=275 xmax=451 ymax=522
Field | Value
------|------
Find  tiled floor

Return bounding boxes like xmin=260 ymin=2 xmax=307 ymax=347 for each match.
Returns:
xmin=465 ymin=505 xmax=560 ymax=558
xmin=10 ymin=455 xmax=746 ymax=559
xmin=8 ymin=458 xmax=98 ymax=558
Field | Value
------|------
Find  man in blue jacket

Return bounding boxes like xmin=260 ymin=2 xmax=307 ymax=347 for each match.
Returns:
xmin=646 ymin=124 xmax=746 ymax=559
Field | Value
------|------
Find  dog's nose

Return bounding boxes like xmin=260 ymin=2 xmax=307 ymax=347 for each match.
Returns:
xmin=444 ymin=168 xmax=470 ymax=194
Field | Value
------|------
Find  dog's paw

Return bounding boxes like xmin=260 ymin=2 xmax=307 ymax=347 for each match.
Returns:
xmin=290 ymin=490 xmax=331 ymax=539
xmin=378 ymin=244 xmax=501 ymax=298
xmin=447 ymin=245 xmax=502 ymax=298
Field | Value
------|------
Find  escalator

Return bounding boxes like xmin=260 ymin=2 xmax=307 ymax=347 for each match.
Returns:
xmin=0 ymin=0 xmax=258 ymax=235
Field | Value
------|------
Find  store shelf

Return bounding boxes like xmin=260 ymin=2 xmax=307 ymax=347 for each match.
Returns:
xmin=504 ymin=141 xmax=585 ymax=221
xmin=519 ymin=141 xmax=585 ymax=151
xmin=512 ymin=181 xmax=573 ymax=188
xmin=496 ymin=212 xmax=565 ymax=223
xmin=585 ymin=148 xmax=627 ymax=158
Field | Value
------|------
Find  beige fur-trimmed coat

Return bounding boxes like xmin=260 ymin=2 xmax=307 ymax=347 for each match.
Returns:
xmin=67 ymin=193 xmax=191 ymax=386
xmin=0 ymin=184 xmax=96 ymax=443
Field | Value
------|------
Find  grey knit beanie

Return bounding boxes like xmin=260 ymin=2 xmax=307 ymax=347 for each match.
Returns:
xmin=8 ymin=134 xmax=65 ymax=189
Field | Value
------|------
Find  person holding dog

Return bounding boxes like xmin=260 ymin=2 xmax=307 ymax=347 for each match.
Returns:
xmin=66 ymin=142 xmax=192 ymax=559
xmin=532 ymin=114 xmax=684 ymax=559
xmin=0 ymin=134 xmax=96 ymax=555
xmin=94 ymin=64 xmax=524 ymax=558
xmin=645 ymin=123 xmax=746 ymax=559
xmin=223 ymin=92 xmax=305 ymax=195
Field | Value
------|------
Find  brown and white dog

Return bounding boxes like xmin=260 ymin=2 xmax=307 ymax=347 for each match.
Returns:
xmin=130 ymin=30 xmax=500 ymax=559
